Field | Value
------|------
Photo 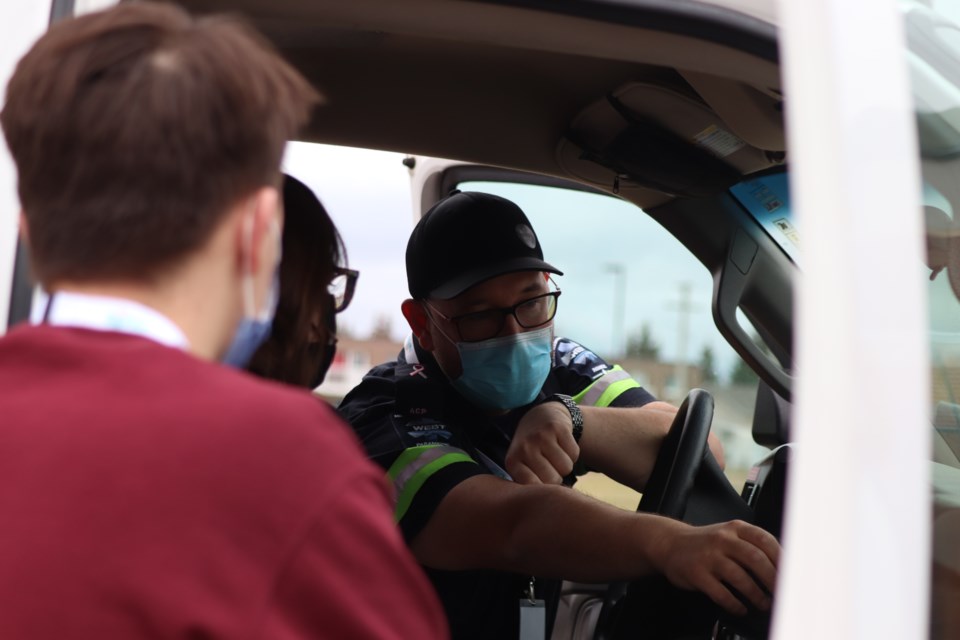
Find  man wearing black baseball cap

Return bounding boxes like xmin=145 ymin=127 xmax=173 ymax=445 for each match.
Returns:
xmin=339 ymin=191 xmax=779 ymax=640
xmin=406 ymin=190 xmax=564 ymax=300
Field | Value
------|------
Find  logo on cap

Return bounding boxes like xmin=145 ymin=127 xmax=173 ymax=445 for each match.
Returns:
xmin=516 ymin=224 xmax=537 ymax=249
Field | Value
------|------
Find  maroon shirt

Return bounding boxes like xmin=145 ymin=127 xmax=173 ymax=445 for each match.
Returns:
xmin=0 ymin=324 xmax=448 ymax=639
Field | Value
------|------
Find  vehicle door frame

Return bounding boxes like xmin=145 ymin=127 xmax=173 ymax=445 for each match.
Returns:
xmin=774 ymin=1 xmax=929 ymax=638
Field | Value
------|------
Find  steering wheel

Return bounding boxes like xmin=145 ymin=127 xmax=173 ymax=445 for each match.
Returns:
xmin=593 ymin=389 xmax=715 ymax=640
xmin=636 ymin=388 xmax=714 ymax=519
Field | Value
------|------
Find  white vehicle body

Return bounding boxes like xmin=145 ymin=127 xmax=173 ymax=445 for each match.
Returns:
xmin=774 ymin=1 xmax=926 ymax=638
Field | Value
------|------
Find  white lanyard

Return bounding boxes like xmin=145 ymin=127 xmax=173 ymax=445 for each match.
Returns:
xmin=33 ymin=290 xmax=190 ymax=350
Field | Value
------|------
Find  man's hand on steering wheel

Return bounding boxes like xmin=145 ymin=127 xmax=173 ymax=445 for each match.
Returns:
xmin=649 ymin=516 xmax=780 ymax=615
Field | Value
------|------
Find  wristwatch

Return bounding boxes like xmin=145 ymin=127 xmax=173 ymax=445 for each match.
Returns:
xmin=544 ymin=393 xmax=583 ymax=443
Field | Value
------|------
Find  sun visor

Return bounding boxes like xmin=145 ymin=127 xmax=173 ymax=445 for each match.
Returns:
xmin=557 ymin=82 xmax=779 ymax=198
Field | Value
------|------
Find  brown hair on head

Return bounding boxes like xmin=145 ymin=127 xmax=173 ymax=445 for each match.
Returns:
xmin=0 ymin=1 xmax=321 ymax=285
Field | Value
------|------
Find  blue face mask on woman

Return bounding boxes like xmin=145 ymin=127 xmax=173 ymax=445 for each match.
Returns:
xmin=450 ymin=325 xmax=553 ymax=411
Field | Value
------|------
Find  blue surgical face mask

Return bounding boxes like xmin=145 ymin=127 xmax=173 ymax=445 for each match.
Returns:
xmin=222 ymin=271 xmax=279 ymax=368
xmin=450 ymin=325 xmax=553 ymax=411
xmin=223 ymin=215 xmax=281 ymax=368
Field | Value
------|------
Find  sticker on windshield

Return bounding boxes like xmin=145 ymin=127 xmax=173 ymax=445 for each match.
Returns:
xmin=692 ymin=124 xmax=745 ymax=158
xmin=772 ymin=217 xmax=800 ymax=248
xmin=729 ymin=172 xmax=800 ymax=265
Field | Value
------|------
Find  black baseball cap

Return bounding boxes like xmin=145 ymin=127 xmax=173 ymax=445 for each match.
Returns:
xmin=406 ymin=191 xmax=563 ymax=299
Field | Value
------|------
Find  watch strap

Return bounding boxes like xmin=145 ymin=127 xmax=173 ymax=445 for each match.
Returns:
xmin=545 ymin=393 xmax=583 ymax=443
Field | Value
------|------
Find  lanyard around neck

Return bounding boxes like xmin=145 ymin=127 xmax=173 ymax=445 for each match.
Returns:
xmin=37 ymin=291 xmax=189 ymax=350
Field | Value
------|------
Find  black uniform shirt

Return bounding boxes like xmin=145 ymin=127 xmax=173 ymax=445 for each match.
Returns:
xmin=337 ymin=335 xmax=656 ymax=640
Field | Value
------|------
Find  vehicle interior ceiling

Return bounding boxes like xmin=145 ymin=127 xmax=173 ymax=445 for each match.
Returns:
xmin=176 ymin=0 xmax=796 ymax=437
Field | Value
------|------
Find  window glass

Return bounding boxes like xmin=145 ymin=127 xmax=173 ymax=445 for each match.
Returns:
xmin=458 ymin=180 xmax=769 ymax=506
xmin=904 ymin=2 xmax=960 ymax=636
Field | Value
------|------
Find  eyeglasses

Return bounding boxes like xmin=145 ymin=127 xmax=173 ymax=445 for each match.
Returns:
xmin=329 ymin=267 xmax=359 ymax=313
xmin=427 ymin=290 xmax=561 ymax=343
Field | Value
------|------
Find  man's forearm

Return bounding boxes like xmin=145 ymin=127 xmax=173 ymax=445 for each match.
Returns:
xmin=496 ymin=483 xmax=679 ymax=582
xmin=577 ymin=404 xmax=674 ymax=492
xmin=412 ymin=475 xmax=671 ymax=582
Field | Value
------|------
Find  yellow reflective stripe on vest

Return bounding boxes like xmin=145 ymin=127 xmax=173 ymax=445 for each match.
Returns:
xmin=571 ymin=365 xmax=640 ymax=407
xmin=387 ymin=445 xmax=477 ymax=522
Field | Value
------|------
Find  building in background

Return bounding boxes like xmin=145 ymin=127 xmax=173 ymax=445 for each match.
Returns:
xmin=315 ymin=335 xmax=403 ymax=404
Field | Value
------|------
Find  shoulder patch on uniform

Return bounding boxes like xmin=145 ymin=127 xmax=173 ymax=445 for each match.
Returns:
xmin=554 ymin=337 xmax=611 ymax=379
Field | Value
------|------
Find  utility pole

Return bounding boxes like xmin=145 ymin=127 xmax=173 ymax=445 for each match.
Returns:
xmin=603 ymin=263 xmax=626 ymax=358
xmin=669 ymin=282 xmax=693 ymax=394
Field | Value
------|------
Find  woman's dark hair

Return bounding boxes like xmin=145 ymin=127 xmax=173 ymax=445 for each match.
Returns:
xmin=247 ymin=174 xmax=346 ymax=388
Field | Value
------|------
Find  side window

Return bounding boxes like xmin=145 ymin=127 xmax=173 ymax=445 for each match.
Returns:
xmin=456 ymin=180 xmax=768 ymax=506
xmin=287 ymin=140 xmax=772 ymax=506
